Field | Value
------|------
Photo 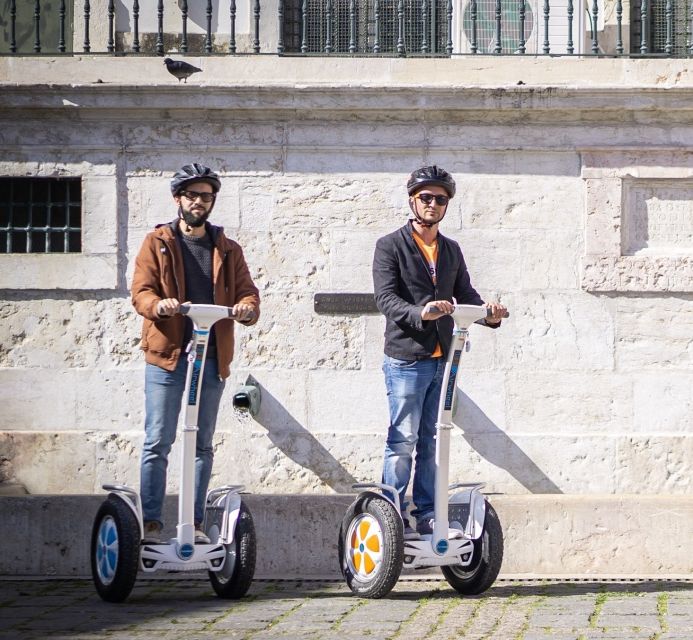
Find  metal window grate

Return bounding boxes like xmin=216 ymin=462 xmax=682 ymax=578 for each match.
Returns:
xmin=463 ymin=0 xmax=535 ymax=53
xmin=0 ymin=178 xmax=82 ymax=254
xmin=283 ymin=0 xmax=449 ymax=54
xmin=631 ymin=0 xmax=691 ymax=53
xmin=651 ymin=0 xmax=690 ymax=53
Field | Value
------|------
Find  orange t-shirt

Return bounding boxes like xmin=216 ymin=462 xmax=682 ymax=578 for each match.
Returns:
xmin=412 ymin=232 xmax=443 ymax=358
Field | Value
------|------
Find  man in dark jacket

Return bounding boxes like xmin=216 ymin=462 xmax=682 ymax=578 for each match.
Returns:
xmin=373 ymin=165 xmax=506 ymax=537
xmin=131 ymin=163 xmax=260 ymax=544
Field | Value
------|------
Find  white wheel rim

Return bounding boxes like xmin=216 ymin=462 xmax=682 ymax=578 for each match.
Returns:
xmin=95 ymin=515 xmax=119 ymax=586
xmin=345 ymin=513 xmax=384 ymax=580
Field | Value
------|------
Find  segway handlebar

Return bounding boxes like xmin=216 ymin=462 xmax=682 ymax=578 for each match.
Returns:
xmin=430 ymin=304 xmax=510 ymax=319
xmin=179 ymin=302 xmax=237 ymax=319
xmin=179 ymin=303 xmax=258 ymax=330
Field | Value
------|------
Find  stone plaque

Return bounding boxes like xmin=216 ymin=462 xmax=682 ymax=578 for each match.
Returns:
xmin=582 ymin=157 xmax=693 ymax=293
xmin=313 ymin=293 xmax=379 ymax=314
xmin=624 ymin=181 xmax=693 ymax=255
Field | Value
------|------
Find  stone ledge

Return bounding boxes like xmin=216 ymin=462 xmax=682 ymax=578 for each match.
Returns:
xmin=1 ymin=494 xmax=691 ymax=577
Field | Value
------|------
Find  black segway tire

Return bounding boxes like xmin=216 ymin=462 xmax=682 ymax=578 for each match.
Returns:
xmin=338 ymin=494 xmax=403 ymax=598
xmin=441 ymin=501 xmax=503 ymax=595
xmin=91 ymin=496 xmax=140 ymax=603
xmin=209 ymin=501 xmax=256 ymax=599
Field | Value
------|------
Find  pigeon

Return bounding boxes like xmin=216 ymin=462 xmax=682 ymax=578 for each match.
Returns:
xmin=163 ymin=58 xmax=202 ymax=83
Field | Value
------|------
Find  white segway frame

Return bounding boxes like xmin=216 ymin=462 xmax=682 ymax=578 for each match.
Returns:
xmin=407 ymin=304 xmax=497 ymax=567
xmin=92 ymin=304 xmax=252 ymax=599
xmin=341 ymin=304 xmax=507 ymax=595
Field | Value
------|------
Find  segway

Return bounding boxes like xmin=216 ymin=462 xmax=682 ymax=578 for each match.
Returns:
xmin=339 ymin=304 xmax=508 ymax=598
xmin=91 ymin=303 xmax=256 ymax=602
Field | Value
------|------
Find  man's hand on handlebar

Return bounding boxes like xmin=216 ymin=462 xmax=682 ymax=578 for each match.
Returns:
xmin=232 ymin=302 xmax=256 ymax=323
xmin=421 ymin=300 xmax=455 ymax=321
xmin=485 ymin=302 xmax=508 ymax=326
xmin=157 ymin=298 xmax=181 ymax=317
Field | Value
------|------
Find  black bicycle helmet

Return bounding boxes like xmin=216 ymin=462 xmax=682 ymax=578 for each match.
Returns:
xmin=406 ymin=165 xmax=456 ymax=198
xmin=170 ymin=163 xmax=221 ymax=195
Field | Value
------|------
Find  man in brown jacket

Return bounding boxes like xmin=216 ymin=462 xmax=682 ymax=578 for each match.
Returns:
xmin=131 ymin=163 xmax=260 ymax=544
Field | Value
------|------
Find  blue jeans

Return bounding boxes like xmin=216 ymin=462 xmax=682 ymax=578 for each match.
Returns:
xmin=381 ymin=355 xmax=445 ymax=522
xmin=140 ymin=356 xmax=225 ymax=527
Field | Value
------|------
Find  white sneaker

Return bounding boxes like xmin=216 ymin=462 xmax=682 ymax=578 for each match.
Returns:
xmin=194 ymin=527 xmax=210 ymax=544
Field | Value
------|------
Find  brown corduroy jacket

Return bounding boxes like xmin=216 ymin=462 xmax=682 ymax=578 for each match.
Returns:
xmin=131 ymin=220 xmax=260 ymax=379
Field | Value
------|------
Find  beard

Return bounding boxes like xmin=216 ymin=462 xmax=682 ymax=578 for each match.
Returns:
xmin=179 ymin=205 xmax=210 ymax=228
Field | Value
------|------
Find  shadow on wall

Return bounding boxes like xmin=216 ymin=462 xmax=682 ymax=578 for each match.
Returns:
xmin=454 ymin=391 xmax=563 ymax=494
xmin=252 ymin=382 xmax=359 ymax=493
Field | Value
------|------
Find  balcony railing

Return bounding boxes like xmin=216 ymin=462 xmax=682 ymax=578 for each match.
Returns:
xmin=0 ymin=0 xmax=691 ymax=57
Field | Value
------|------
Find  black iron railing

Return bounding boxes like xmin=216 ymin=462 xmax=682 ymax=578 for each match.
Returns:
xmin=0 ymin=0 xmax=691 ymax=56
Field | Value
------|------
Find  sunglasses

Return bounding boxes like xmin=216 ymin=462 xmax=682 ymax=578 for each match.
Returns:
xmin=180 ymin=190 xmax=216 ymax=203
xmin=414 ymin=193 xmax=450 ymax=206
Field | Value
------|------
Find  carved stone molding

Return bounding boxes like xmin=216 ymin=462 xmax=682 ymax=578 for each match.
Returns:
xmin=581 ymin=151 xmax=693 ymax=293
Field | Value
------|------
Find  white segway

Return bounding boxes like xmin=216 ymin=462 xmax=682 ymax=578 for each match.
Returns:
xmin=339 ymin=304 xmax=508 ymax=598
xmin=91 ymin=303 xmax=256 ymax=602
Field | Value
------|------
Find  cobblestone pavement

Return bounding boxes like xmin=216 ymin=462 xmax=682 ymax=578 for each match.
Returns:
xmin=1 ymin=577 xmax=692 ymax=640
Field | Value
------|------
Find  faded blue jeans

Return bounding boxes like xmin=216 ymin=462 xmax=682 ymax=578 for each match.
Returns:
xmin=381 ymin=355 xmax=445 ymax=523
xmin=140 ymin=356 xmax=225 ymax=527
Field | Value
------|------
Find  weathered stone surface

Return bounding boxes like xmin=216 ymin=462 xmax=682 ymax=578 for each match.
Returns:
xmin=615 ymin=297 xmax=693 ymax=370
xmin=505 ymin=371 xmax=633 ymax=433
xmin=328 ymin=229 xmax=380 ymax=290
xmin=498 ymin=495 xmax=693 ymax=575
xmin=459 ymin=172 xmax=583 ymax=231
xmin=362 ymin=315 xmax=387 ymax=371
xmin=633 ymin=374 xmax=693 ymax=433
xmin=1 ymin=59 xmax=692 ymax=502
xmin=233 ymin=293 xmax=364 ymax=370
xmin=582 ymin=154 xmax=693 ymax=293
xmin=454 ymin=371 xmax=508 ymax=430
xmin=2 ymin=494 xmax=692 ymax=576
xmin=307 ymin=370 xmax=388 ymax=434
xmin=614 ymin=436 xmax=692 ymax=493
xmin=495 ymin=292 xmax=615 ymax=371
xmin=582 ymin=255 xmax=693 ymax=292
xmin=450 ymin=229 xmax=524 ymax=293
xmin=271 ymin=175 xmax=407 ymax=229
xmin=0 ymin=299 xmax=141 ymax=370
xmin=241 ymin=229 xmax=330 ymax=292
xmin=3 ymin=427 xmax=691 ymax=495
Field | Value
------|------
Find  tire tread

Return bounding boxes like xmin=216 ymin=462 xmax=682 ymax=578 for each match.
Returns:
xmin=338 ymin=495 xmax=403 ymax=599
xmin=209 ymin=502 xmax=256 ymax=599
xmin=90 ymin=496 xmax=140 ymax=603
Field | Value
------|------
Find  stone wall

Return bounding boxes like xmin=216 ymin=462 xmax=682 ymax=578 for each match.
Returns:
xmin=0 ymin=56 xmax=691 ymax=498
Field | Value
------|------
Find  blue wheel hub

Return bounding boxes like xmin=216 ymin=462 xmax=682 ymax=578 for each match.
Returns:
xmin=95 ymin=516 xmax=119 ymax=585
xmin=435 ymin=538 xmax=449 ymax=555
xmin=178 ymin=543 xmax=195 ymax=560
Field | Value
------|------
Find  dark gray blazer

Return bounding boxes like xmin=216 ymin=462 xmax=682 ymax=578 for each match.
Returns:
xmin=373 ymin=221 xmax=485 ymax=360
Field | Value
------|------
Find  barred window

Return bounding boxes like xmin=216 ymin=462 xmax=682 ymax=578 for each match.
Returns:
xmin=631 ymin=0 xmax=691 ymax=54
xmin=0 ymin=178 xmax=82 ymax=254
xmin=283 ymin=0 xmax=449 ymax=54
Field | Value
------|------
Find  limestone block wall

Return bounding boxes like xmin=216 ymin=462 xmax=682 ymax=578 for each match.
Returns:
xmin=0 ymin=57 xmax=691 ymax=498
